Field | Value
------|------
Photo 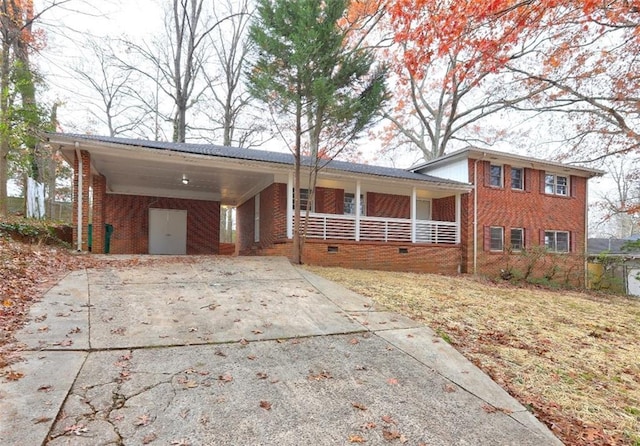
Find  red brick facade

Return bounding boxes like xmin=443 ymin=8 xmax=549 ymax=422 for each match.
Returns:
xmin=70 ymin=147 xmax=590 ymax=285
xmin=263 ymin=240 xmax=461 ymax=274
xmin=98 ymin=194 xmax=220 ymax=255
xmin=461 ymin=160 xmax=586 ymax=285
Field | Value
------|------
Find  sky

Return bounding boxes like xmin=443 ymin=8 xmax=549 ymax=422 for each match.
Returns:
xmin=29 ymin=0 xmax=620 ymax=234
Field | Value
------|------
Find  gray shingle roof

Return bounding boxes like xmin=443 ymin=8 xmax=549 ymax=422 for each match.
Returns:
xmin=49 ymin=133 xmax=469 ymax=186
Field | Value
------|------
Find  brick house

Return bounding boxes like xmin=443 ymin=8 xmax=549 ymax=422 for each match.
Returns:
xmin=48 ymin=133 xmax=602 ymax=285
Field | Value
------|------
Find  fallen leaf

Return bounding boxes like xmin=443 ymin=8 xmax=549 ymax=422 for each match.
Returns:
xmin=135 ymin=414 xmax=152 ymax=427
xmin=5 ymin=370 xmax=24 ymax=381
xmin=252 ymin=329 xmax=263 ymax=335
xmin=59 ymin=338 xmax=73 ymax=347
xmin=350 ymin=338 xmax=360 ymax=345
xmin=37 ymin=325 xmax=49 ymax=332
xmin=142 ymin=432 xmax=157 ymax=444
xmin=37 ymin=385 xmax=53 ymax=392
xmin=352 ymin=402 xmax=368 ymax=411
xmin=482 ymin=403 xmax=497 ymax=414
xmin=443 ymin=383 xmax=457 ymax=393
xmin=381 ymin=415 xmax=397 ymax=425
xmin=239 ymin=338 xmax=249 ymax=346
xmin=215 ymin=349 xmax=227 ymax=357
xmin=362 ymin=422 xmax=377 ymax=429
xmin=170 ymin=439 xmax=190 ymax=446
xmin=218 ymin=373 xmax=233 ymax=383
xmin=308 ymin=370 xmax=333 ymax=381
xmin=33 ymin=416 xmax=52 ymax=424
xmin=68 ymin=327 xmax=81 ymax=334
xmin=247 ymin=355 xmax=257 ymax=360
xmin=348 ymin=434 xmax=367 ymax=443
xmin=259 ymin=400 xmax=272 ymax=410
xmin=256 ymin=372 xmax=268 ymax=380
xmin=387 ymin=378 xmax=399 ymax=385
xmin=382 ymin=429 xmax=401 ymax=441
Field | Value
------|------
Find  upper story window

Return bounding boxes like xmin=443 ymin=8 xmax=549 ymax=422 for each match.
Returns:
xmin=511 ymin=167 xmax=524 ymax=190
xmin=344 ymin=193 xmax=365 ymax=215
xmin=490 ymin=226 xmax=504 ymax=251
xmin=544 ymin=230 xmax=569 ymax=252
xmin=489 ymin=164 xmax=503 ymax=187
xmin=545 ymin=173 xmax=569 ymax=196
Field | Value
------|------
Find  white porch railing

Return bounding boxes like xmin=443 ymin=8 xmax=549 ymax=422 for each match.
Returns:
xmin=300 ymin=213 xmax=458 ymax=244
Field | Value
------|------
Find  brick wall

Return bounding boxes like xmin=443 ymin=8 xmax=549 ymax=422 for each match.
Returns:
xmin=103 ymin=194 xmax=220 ymax=254
xmin=367 ymin=192 xmax=410 ymax=218
xmin=432 ymin=196 xmax=455 ymax=222
xmin=91 ymin=175 xmax=107 ymax=253
xmin=259 ymin=183 xmax=287 ymax=248
xmin=315 ymin=187 xmax=344 ymax=214
xmin=263 ymin=240 xmax=461 ymax=274
xmin=236 ymin=196 xmax=255 ymax=254
xmin=462 ymin=160 xmax=587 ymax=285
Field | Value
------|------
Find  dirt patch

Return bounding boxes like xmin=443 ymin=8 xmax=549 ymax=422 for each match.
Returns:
xmin=304 ymin=266 xmax=640 ymax=446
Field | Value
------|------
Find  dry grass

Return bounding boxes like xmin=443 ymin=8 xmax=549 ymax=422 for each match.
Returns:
xmin=304 ymin=266 xmax=640 ymax=446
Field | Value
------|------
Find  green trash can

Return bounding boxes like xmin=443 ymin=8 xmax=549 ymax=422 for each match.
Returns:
xmin=105 ymin=224 xmax=114 ymax=254
xmin=87 ymin=224 xmax=93 ymax=252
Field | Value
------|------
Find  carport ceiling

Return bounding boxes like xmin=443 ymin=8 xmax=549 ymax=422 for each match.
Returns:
xmin=58 ymin=144 xmax=278 ymax=206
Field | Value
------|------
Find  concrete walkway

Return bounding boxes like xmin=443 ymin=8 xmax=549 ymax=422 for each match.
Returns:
xmin=0 ymin=256 xmax=562 ymax=445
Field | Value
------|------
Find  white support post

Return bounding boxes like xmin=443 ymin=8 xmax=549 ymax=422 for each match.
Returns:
xmin=355 ymin=181 xmax=361 ymax=241
xmin=411 ymin=187 xmax=417 ymax=243
xmin=455 ymin=193 xmax=461 ymax=244
xmin=286 ymin=172 xmax=293 ymax=239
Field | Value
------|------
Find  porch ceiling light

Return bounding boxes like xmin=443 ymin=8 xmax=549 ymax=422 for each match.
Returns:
xmin=182 ymin=174 xmax=189 ymax=185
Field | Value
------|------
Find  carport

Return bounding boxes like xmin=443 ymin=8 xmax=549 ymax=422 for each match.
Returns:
xmin=49 ymin=133 xmax=294 ymax=255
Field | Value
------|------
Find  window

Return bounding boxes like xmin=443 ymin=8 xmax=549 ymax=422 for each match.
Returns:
xmin=545 ymin=174 xmax=569 ymax=196
xmin=511 ymin=168 xmax=524 ymax=190
xmin=344 ymin=193 xmax=365 ymax=215
xmin=490 ymin=226 xmax=504 ymax=251
xmin=489 ymin=164 xmax=503 ymax=187
xmin=510 ymin=228 xmax=524 ymax=251
xmin=544 ymin=231 xmax=570 ymax=252
xmin=294 ymin=188 xmax=313 ymax=211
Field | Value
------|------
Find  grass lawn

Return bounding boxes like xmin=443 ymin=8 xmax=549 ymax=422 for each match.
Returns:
xmin=304 ymin=266 xmax=640 ymax=446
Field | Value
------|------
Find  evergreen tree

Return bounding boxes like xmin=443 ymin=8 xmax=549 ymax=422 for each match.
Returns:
xmin=248 ymin=0 xmax=387 ymax=264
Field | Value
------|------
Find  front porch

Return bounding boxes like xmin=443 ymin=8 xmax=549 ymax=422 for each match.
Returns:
xmin=303 ymin=213 xmax=458 ymax=244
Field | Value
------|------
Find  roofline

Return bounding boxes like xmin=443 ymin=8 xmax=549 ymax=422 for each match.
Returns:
xmin=411 ymin=147 xmax=605 ymax=178
xmin=46 ymin=133 xmax=473 ymax=192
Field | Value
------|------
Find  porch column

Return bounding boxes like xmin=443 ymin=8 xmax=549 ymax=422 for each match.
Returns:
xmin=92 ymin=174 xmax=106 ymax=254
xmin=286 ymin=172 xmax=293 ymax=239
xmin=355 ymin=180 xmax=361 ymax=241
xmin=72 ymin=150 xmax=91 ymax=252
xmin=455 ymin=193 xmax=461 ymax=244
xmin=411 ymin=187 xmax=417 ymax=243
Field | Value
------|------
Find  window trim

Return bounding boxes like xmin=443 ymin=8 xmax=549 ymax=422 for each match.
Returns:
xmin=489 ymin=226 xmax=504 ymax=251
xmin=544 ymin=230 xmax=570 ymax=253
xmin=511 ymin=167 xmax=524 ymax=190
xmin=344 ymin=192 xmax=365 ymax=215
xmin=294 ymin=188 xmax=313 ymax=212
xmin=489 ymin=164 xmax=503 ymax=188
xmin=510 ymin=227 xmax=524 ymax=251
xmin=544 ymin=173 xmax=569 ymax=196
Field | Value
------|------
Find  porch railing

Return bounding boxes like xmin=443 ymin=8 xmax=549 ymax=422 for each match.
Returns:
xmin=300 ymin=213 xmax=458 ymax=244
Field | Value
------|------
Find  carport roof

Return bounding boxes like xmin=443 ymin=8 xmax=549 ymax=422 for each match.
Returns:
xmin=47 ymin=133 xmax=468 ymax=185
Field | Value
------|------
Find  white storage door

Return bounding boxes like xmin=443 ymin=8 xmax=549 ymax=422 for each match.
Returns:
xmin=149 ymin=209 xmax=187 ymax=255
xmin=627 ymin=268 xmax=640 ymax=297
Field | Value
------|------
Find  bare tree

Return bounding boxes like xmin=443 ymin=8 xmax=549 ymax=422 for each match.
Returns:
xmin=73 ymin=38 xmax=151 ymax=137
xmin=118 ymin=0 xmax=230 ymax=143
xmin=593 ymin=158 xmax=640 ymax=238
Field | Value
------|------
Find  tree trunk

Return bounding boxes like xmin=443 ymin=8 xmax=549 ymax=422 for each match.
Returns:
xmin=292 ymin=90 xmax=302 ymax=264
xmin=0 ymin=33 xmax=11 ymax=217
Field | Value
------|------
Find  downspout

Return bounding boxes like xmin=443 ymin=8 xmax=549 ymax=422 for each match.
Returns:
xmin=75 ymin=142 xmax=83 ymax=252
xmin=584 ymin=179 xmax=589 ymax=287
xmin=473 ymin=159 xmax=480 ymax=274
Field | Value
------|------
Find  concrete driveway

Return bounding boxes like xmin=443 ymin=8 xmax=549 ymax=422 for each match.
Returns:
xmin=1 ymin=256 xmax=562 ymax=445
